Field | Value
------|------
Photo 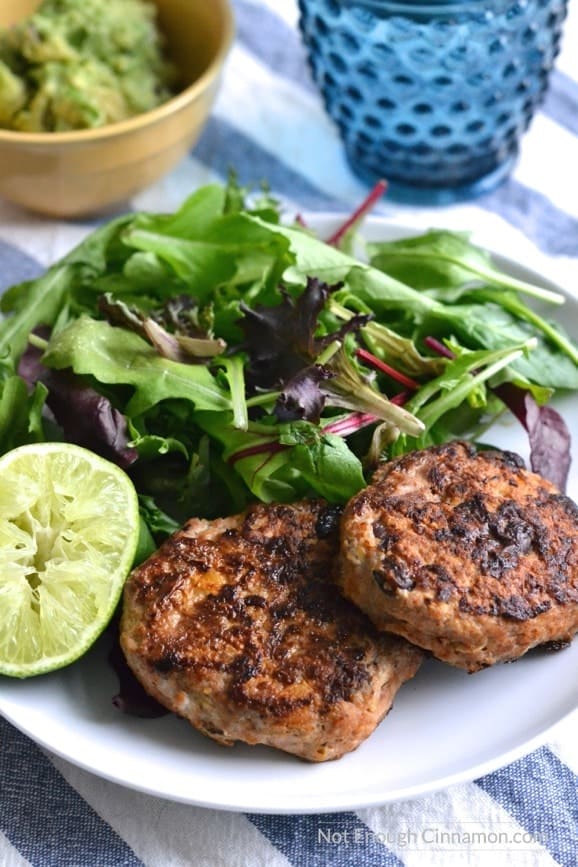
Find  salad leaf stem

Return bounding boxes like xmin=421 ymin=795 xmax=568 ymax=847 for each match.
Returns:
xmin=323 ymin=412 xmax=378 ymax=437
xmin=216 ymin=356 xmax=249 ymax=431
xmin=326 ymin=180 xmax=388 ymax=248
xmin=245 ymin=391 xmax=281 ymax=408
xmin=321 ymin=346 xmax=425 ymax=436
xmin=355 ymin=348 xmax=421 ymax=390
xmin=229 ymin=438 xmax=286 ymax=464
xmin=480 ymin=290 xmax=578 ymax=366
xmin=390 ymin=392 xmax=411 ymax=406
xmin=229 ymin=411 xmax=380 ymax=465
xmin=330 ymin=299 xmax=445 ymax=376
xmin=424 ymin=336 xmax=454 ymax=359
xmin=28 ymin=333 xmax=50 ymax=352
xmin=411 ymin=340 xmax=537 ymax=430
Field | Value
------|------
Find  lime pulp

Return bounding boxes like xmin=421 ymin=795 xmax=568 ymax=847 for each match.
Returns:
xmin=0 ymin=442 xmax=140 ymax=677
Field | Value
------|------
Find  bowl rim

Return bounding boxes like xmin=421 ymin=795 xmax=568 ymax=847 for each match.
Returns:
xmin=0 ymin=0 xmax=235 ymax=145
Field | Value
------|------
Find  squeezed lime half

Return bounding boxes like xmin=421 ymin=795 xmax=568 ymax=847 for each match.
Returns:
xmin=0 ymin=443 xmax=140 ymax=678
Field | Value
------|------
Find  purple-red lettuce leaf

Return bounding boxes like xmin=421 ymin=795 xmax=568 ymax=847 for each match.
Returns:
xmin=493 ymin=383 xmax=571 ymax=491
xmin=238 ymin=277 xmax=371 ymax=389
xmin=109 ymin=630 xmax=168 ymax=719
xmin=275 ymin=365 xmax=334 ymax=424
xmin=425 ymin=337 xmax=572 ymax=491
xmin=18 ymin=337 xmax=137 ymax=468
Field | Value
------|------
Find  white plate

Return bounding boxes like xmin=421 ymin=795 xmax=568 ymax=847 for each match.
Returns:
xmin=1 ymin=216 xmax=578 ymax=814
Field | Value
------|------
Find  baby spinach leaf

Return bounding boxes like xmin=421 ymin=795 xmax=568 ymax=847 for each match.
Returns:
xmin=279 ymin=422 xmax=366 ymax=502
xmin=369 ymin=230 xmax=564 ymax=305
xmin=247 ymin=217 xmax=440 ymax=318
xmin=466 ymin=288 xmax=578 ymax=366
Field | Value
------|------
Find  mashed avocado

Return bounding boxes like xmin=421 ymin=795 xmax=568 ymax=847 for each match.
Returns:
xmin=0 ymin=0 xmax=177 ymax=132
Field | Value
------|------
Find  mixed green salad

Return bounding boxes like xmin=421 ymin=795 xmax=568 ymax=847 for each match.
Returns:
xmin=0 ymin=178 xmax=576 ymax=553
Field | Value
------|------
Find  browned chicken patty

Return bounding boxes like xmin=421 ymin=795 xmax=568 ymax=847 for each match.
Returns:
xmin=121 ymin=499 xmax=423 ymax=762
xmin=339 ymin=441 xmax=578 ymax=672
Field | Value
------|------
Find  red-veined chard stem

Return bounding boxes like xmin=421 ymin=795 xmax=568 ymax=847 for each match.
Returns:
xmin=229 ymin=412 xmax=380 ymax=465
xmin=326 ymin=180 xmax=388 ymax=247
xmin=424 ymin=336 xmax=456 ymax=360
xmin=356 ymin=347 xmax=421 ymax=390
xmin=323 ymin=412 xmax=379 ymax=437
xmin=228 ymin=439 xmax=285 ymax=464
xmin=390 ymin=391 xmax=411 ymax=406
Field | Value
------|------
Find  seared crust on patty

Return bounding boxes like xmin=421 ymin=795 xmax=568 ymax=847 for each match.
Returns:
xmin=339 ymin=441 xmax=578 ymax=672
xmin=121 ymin=500 xmax=422 ymax=761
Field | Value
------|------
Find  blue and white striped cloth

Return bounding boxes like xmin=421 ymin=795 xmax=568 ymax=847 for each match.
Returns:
xmin=1 ymin=1 xmax=578 ymax=864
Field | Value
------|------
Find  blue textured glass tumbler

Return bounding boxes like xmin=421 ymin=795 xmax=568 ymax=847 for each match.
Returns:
xmin=298 ymin=0 xmax=568 ymax=203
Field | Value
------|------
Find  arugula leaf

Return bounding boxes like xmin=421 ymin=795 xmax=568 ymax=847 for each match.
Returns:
xmin=215 ymin=355 xmax=249 ymax=431
xmin=126 ymin=425 xmax=189 ymax=461
xmin=94 ymin=252 xmax=186 ymax=305
xmin=0 ymin=264 xmax=81 ymax=367
xmin=122 ymin=213 xmax=292 ymax=306
xmin=0 ymin=214 xmax=139 ymax=364
xmin=121 ymin=229 xmax=238 ymax=299
xmin=134 ymin=184 xmax=228 ymax=239
xmin=42 ymin=317 xmax=231 ymax=416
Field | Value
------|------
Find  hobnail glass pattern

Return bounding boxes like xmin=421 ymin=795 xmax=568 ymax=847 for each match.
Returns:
xmin=298 ymin=0 xmax=568 ymax=202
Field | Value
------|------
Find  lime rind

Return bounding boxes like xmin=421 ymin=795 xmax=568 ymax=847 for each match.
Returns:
xmin=0 ymin=442 xmax=140 ymax=677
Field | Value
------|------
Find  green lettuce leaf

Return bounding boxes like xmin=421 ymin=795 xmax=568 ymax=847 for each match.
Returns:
xmin=42 ymin=317 xmax=231 ymax=416
xmin=0 ymin=376 xmax=47 ymax=454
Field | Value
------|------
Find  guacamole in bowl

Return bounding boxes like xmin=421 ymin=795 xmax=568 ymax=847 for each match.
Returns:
xmin=0 ymin=0 xmax=177 ymax=132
